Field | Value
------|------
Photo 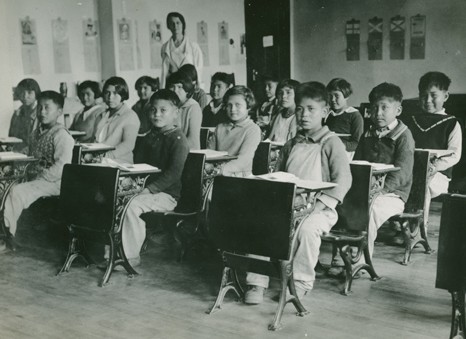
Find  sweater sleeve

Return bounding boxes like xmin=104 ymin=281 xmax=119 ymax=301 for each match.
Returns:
xmin=105 ymin=115 xmax=140 ymax=162
xmin=222 ymin=125 xmax=261 ymax=175
xmin=160 ymin=42 xmax=170 ymax=89
xmin=345 ymin=111 xmax=364 ymax=152
xmin=186 ymin=104 xmax=202 ymax=150
xmin=39 ymin=130 xmax=74 ymax=182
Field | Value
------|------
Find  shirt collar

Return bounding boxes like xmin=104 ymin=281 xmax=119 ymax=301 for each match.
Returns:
xmin=370 ymin=119 xmax=399 ymax=138
xmin=434 ymin=108 xmax=446 ymax=115
xmin=329 ymin=106 xmax=358 ymax=117
xmin=295 ymin=126 xmax=331 ymax=143
xmin=227 ymin=116 xmax=250 ymax=129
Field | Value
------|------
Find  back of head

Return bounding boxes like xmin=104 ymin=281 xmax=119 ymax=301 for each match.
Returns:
xmin=167 ymin=71 xmax=195 ymax=97
xmin=418 ymin=71 xmax=451 ymax=92
xmin=78 ymin=80 xmax=102 ymax=98
xmin=16 ymin=78 xmax=41 ymax=98
xmin=135 ymin=76 xmax=159 ymax=91
xmin=39 ymin=90 xmax=64 ymax=109
xmin=150 ymin=88 xmax=180 ymax=107
xmin=103 ymin=76 xmax=129 ymax=101
xmin=276 ymin=79 xmax=300 ymax=95
xmin=369 ymin=82 xmax=403 ymax=104
xmin=179 ymin=64 xmax=198 ymax=83
xmin=211 ymin=72 xmax=235 ymax=87
xmin=223 ymin=85 xmax=256 ymax=109
xmin=295 ymin=81 xmax=328 ymax=105
xmin=326 ymin=78 xmax=353 ymax=98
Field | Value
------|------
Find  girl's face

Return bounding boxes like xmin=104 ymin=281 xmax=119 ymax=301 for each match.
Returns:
xmin=277 ymin=86 xmax=295 ymax=109
xmin=225 ymin=94 xmax=249 ymax=122
xmin=329 ymin=90 xmax=348 ymax=112
xmin=103 ymin=85 xmax=123 ymax=109
xmin=265 ymin=81 xmax=278 ymax=99
xmin=21 ymin=89 xmax=37 ymax=106
xmin=169 ymin=83 xmax=188 ymax=103
xmin=79 ymin=87 xmax=96 ymax=108
xmin=210 ymin=80 xmax=230 ymax=101
xmin=137 ymin=83 xmax=154 ymax=101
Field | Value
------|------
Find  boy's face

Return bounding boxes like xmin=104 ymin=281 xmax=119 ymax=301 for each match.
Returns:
xmin=39 ymin=99 xmax=62 ymax=127
xmin=226 ymin=94 xmax=248 ymax=122
xmin=137 ymin=83 xmax=154 ymax=101
xmin=265 ymin=81 xmax=278 ymax=99
xmin=148 ymin=99 xmax=178 ymax=129
xmin=296 ymin=97 xmax=328 ymax=132
xmin=419 ymin=85 xmax=449 ymax=114
xmin=329 ymin=90 xmax=347 ymax=112
xmin=169 ymin=83 xmax=187 ymax=103
xmin=370 ymin=96 xmax=402 ymax=129
xmin=80 ymin=87 xmax=96 ymax=108
xmin=210 ymin=80 xmax=229 ymax=101
xmin=277 ymin=86 xmax=295 ymax=109
xmin=21 ymin=89 xmax=36 ymax=106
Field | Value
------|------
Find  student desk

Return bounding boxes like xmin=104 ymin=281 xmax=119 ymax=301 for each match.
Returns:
xmin=72 ymin=143 xmax=116 ymax=164
xmin=351 ymin=162 xmax=400 ymax=202
xmin=202 ymin=154 xmax=237 ymax=198
xmin=0 ymin=137 xmax=23 ymax=151
xmin=68 ymin=130 xmax=86 ymax=139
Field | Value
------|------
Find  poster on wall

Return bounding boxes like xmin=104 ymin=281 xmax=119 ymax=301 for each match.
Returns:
xmin=83 ymin=19 xmax=100 ymax=72
xmin=218 ymin=21 xmax=230 ymax=65
xmin=20 ymin=17 xmax=41 ymax=74
xmin=149 ymin=20 xmax=162 ymax=69
xmin=368 ymin=17 xmax=383 ymax=60
xmin=118 ymin=18 xmax=135 ymax=71
xmin=197 ymin=21 xmax=210 ymax=66
xmin=390 ymin=15 xmax=405 ymax=60
xmin=135 ymin=21 xmax=142 ymax=69
xmin=346 ymin=18 xmax=360 ymax=61
xmin=52 ymin=18 xmax=72 ymax=73
xmin=410 ymin=14 xmax=426 ymax=60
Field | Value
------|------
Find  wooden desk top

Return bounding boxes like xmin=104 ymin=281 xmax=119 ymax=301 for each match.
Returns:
xmin=253 ymin=172 xmax=337 ymax=192
xmin=205 ymin=155 xmax=238 ymax=162
xmin=85 ymin=162 xmax=161 ymax=175
xmin=78 ymin=143 xmax=116 ymax=152
xmin=69 ymin=130 xmax=86 ymax=137
xmin=0 ymin=156 xmax=36 ymax=164
xmin=0 ymin=137 xmax=23 ymax=144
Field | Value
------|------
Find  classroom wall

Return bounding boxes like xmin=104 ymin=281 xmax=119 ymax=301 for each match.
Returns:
xmin=291 ymin=0 xmax=466 ymax=106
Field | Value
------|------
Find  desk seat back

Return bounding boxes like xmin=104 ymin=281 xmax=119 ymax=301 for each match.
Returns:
xmin=200 ymin=128 xmax=210 ymax=150
xmin=60 ymin=164 xmax=119 ymax=235
xmin=174 ymin=153 xmax=206 ymax=214
xmin=252 ymin=142 xmax=272 ymax=175
xmin=436 ymin=194 xmax=466 ymax=291
xmin=209 ymin=176 xmax=296 ymax=260
xmin=335 ymin=164 xmax=372 ymax=232
xmin=71 ymin=145 xmax=82 ymax=164
xmin=405 ymin=150 xmax=429 ymax=213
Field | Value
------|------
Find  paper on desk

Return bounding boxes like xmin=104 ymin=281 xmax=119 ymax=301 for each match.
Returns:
xmin=118 ymin=163 xmax=160 ymax=172
xmin=190 ymin=149 xmax=229 ymax=159
xmin=263 ymin=139 xmax=285 ymax=147
xmin=0 ymin=151 xmax=28 ymax=160
xmin=81 ymin=143 xmax=112 ymax=150
xmin=255 ymin=172 xmax=337 ymax=190
xmin=0 ymin=137 xmax=23 ymax=143
xmin=351 ymin=160 xmax=395 ymax=170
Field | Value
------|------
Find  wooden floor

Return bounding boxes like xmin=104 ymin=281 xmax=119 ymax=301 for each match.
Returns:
xmin=0 ymin=202 xmax=452 ymax=339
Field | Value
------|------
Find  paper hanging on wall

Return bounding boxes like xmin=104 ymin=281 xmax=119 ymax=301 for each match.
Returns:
xmin=149 ymin=20 xmax=162 ymax=69
xmin=83 ymin=19 xmax=100 ymax=72
xmin=410 ymin=14 xmax=426 ymax=60
xmin=346 ymin=19 xmax=360 ymax=61
xmin=390 ymin=15 xmax=405 ymax=60
xmin=118 ymin=18 xmax=135 ymax=71
xmin=20 ymin=17 xmax=41 ymax=74
xmin=197 ymin=21 xmax=210 ymax=66
xmin=52 ymin=18 xmax=72 ymax=73
xmin=368 ymin=17 xmax=383 ymax=60
xmin=135 ymin=21 xmax=142 ymax=69
xmin=218 ymin=21 xmax=230 ymax=65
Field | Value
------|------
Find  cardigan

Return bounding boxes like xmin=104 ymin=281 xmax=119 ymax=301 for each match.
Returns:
xmin=325 ymin=107 xmax=364 ymax=152
xmin=178 ymin=98 xmax=202 ymax=150
xmin=70 ymin=104 xmax=106 ymax=143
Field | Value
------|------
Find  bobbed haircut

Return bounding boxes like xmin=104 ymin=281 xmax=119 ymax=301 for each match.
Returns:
xmin=135 ymin=76 xmax=159 ymax=91
xmin=418 ymin=71 xmax=451 ymax=92
xmin=276 ymin=79 xmax=300 ymax=96
xmin=179 ymin=64 xmax=198 ymax=83
xmin=166 ymin=71 xmax=195 ymax=98
xmin=295 ymin=81 xmax=329 ymax=105
xmin=166 ymin=12 xmax=186 ymax=35
xmin=211 ymin=72 xmax=235 ymax=86
xmin=16 ymin=78 xmax=41 ymax=98
xmin=103 ymin=76 xmax=129 ymax=101
xmin=149 ymin=88 xmax=180 ymax=107
xmin=223 ymin=85 xmax=256 ymax=109
xmin=369 ymin=82 xmax=403 ymax=104
xmin=78 ymin=80 xmax=102 ymax=99
xmin=326 ymin=78 xmax=353 ymax=98
xmin=38 ymin=90 xmax=64 ymax=109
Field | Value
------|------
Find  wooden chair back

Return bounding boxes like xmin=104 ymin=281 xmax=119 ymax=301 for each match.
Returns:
xmin=252 ymin=142 xmax=272 ymax=175
xmin=436 ymin=193 xmax=466 ymax=291
xmin=71 ymin=145 xmax=82 ymax=164
xmin=404 ymin=150 xmax=429 ymax=213
xmin=334 ymin=164 xmax=372 ymax=233
xmin=209 ymin=176 xmax=296 ymax=260
xmin=60 ymin=164 xmax=119 ymax=239
xmin=200 ymin=128 xmax=211 ymax=149
xmin=174 ymin=153 xmax=206 ymax=214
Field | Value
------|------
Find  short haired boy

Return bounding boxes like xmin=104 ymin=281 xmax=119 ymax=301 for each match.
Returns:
xmin=121 ymin=89 xmax=190 ymax=267
xmin=1 ymin=91 xmax=75 ymax=251
xmin=245 ymin=82 xmax=352 ymax=304
xmin=406 ymin=72 xmax=462 ymax=225
xmin=353 ymin=83 xmax=414 ymax=259
xmin=255 ymin=76 xmax=279 ymax=138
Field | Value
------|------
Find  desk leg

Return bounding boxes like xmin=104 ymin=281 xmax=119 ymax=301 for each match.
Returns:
xmin=451 ymin=290 xmax=466 ymax=339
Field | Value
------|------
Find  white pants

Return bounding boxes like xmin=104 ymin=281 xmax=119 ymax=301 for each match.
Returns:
xmin=246 ymin=207 xmax=338 ymax=291
xmin=3 ymin=179 xmax=60 ymax=236
xmin=424 ymin=172 xmax=450 ymax=225
xmin=367 ymin=193 xmax=405 ymax=258
xmin=122 ymin=192 xmax=176 ymax=259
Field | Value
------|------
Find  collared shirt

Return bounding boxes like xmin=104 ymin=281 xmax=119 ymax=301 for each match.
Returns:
xmin=375 ymin=119 xmax=399 ymax=138
xmin=433 ymin=109 xmax=462 ymax=172
xmin=328 ymin=106 xmax=359 ymax=118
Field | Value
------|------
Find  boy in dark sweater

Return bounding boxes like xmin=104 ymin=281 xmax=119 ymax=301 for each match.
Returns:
xmin=354 ymin=82 xmax=414 ymax=259
xmin=122 ymin=89 xmax=189 ymax=267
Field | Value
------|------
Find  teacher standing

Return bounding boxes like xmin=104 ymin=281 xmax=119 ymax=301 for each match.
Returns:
xmin=161 ymin=12 xmax=203 ymax=89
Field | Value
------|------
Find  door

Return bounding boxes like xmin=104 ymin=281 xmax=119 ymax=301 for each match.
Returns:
xmin=244 ymin=0 xmax=290 ymax=103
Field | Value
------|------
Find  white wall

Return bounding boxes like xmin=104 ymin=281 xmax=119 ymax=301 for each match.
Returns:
xmin=291 ymin=0 xmax=466 ymax=105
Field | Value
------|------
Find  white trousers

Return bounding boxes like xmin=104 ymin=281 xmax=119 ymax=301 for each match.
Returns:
xmin=424 ymin=172 xmax=449 ymax=225
xmin=246 ymin=207 xmax=338 ymax=291
xmin=121 ymin=192 xmax=176 ymax=259
xmin=3 ymin=180 xmax=60 ymax=236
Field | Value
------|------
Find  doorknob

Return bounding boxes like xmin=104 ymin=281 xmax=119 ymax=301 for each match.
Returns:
xmin=252 ymin=69 xmax=259 ymax=81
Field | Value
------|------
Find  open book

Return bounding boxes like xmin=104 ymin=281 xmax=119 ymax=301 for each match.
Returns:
xmin=0 ymin=137 xmax=23 ymax=143
xmin=0 ymin=151 xmax=28 ymax=161
xmin=255 ymin=171 xmax=337 ymax=191
xmin=190 ymin=149 xmax=229 ymax=159
xmin=351 ymin=160 xmax=395 ymax=171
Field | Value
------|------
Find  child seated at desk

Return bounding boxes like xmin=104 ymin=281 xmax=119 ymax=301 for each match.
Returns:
xmin=1 ymin=91 xmax=74 ymax=252
xmin=120 ymin=89 xmax=190 ymax=267
xmin=405 ymin=72 xmax=462 ymax=227
xmin=245 ymin=82 xmax=351 ymax=304
xmin=179 ymin=63 xmax=208 ymax=110
xmin=132 ymin=76 xmax=159 ymax=135
xmin=353 ymin=82 xmax=414 ymax=261
xmin=255 ymin=75 xmax=279 ymax=138
xmin=206 ymin=85 xmax=261 ymax=177
xmin=202 ymin=72 xmax=234 ymax=127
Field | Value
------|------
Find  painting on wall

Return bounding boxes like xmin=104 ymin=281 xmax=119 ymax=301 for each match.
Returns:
xmin=346 ymin=18 xmax=360 ymax=61
xmin=118 ymin=18 xmax=135 ymax=71
xmin=218 ymin=21 xmax=230 ymax=65
xmin=150 ymin=20 xmax=163 ymax=69
xmin=410 ymin=14 xmax=426 ymax=59
xmin=52 ymin=18 xmax=72 ymax=73
xmin=390 ymin=15 xmax=405 ymax=60
xmin=20 ymin=16 xmax=41 ymax=74
xmin=83 ymin=18 xmax=100 ymax=72
xmin=197 ymin=21 xmax=210 ymax=66
xmin=368 ymin=17 xmax=383 ymax=60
